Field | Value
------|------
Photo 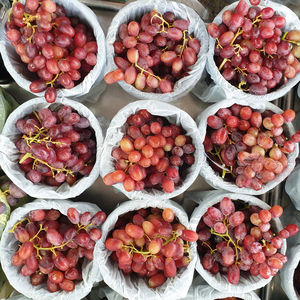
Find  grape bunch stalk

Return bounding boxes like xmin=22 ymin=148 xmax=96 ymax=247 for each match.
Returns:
xmin=207 ymin=0 xmax=300 ymax=95
xmin=10 ymin=207 xmax=106 ymax=292
xmin=105 ymin=9 xmax=201 ymax=94
xmin=5 ymin=0 xmax=98 ymax=103
xmin=105 ymin=207 xmax=198 ymax=288
xmin=204 ymin=104 xmax=299 ymax=191
xmin=103 ymin=109 xmax=196 ymax=193
xmin=198 ymin=197 xmax=299 ymax=284
xmin=15 ymin=105 xmax=96 ymax=187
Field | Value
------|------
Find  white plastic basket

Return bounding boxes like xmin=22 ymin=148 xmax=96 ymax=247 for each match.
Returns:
xmin=0 ymin=97 xmax=103 ymax=199
xmin=197 ymin=98 xmax=299 ymax=195
xmin=106 ymin=0 xmax=208 ymax=102
xmin=188 ymin=190 xmax=286 ymax=294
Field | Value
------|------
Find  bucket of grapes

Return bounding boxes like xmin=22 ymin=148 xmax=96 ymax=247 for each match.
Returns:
xmin=100 ymin=100 xmax=203 ymax=200
xmin=0 ymin=97 xmax=103 ymax=199
xmin=281 ymin=243 xmax=300 ymax=300
xmin=205 ymin=0 xmax=300 ymax=102
xmin=1 ymin=0 xmax=106 ymax=103
xmin=0 ymin=198 xmax=107 ymax=299
xmin=104 ymin=0 xmax=208 ymax=102
xmin=197 ymin=98 xmax=299 ymax=195
xmin=95 ymin=199 xmax=198 ymax=300
xmin=188 ymin=190 xmax=299 ymax=293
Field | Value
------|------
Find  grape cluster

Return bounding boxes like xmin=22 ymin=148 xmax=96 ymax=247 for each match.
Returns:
xmin=207 ymin=0 xmax=300 ymax=95
xmin=10 ymin=207 xmax=106 ymax=292
xmin=103 ymin=109 xmax=196 ymax=193
xmin=294 ymin=262 xmax=300 ymax=295
xmin=198 ymin=197 xmax=299 ymax=284
xmin=104 ymin=9 xmax=201 ymax=93
xmin=5 ymin=0 xmax=98 ymax=103
xmin=15 ymin=105 xmax=96 ymax=187
xmin=0 ymin=181 xmax=26 ymax=209
xmin=204 ymin=104 xmax=298 ymax=191
xmin=105 ymin=207 xmax=198 ymax=288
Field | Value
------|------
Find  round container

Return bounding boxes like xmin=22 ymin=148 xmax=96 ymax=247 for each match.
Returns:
xmin=106 ymin=0 xmax=208 ymax=102
xmin=95 ymin=199 xmax=197 ymax=300
xmin=197 ymin=98 xmax=299 ymax=195
xmin=100 ymin=100 xmax=203 ymax=201
xmin=0 ymin=97 xmax=103 ymax=199
xmin=189 ymin=190 xmax=287 ymax=294
xmin=0 ymin=0 xmax=106 ymax=100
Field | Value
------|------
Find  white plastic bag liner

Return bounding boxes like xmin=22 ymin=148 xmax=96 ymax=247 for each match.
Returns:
xmin=0 ymin=198 xmax=103 ymax=300
xmin=179 ymin=275 xmax=261 ymax=300
xmin=188 ymin=190 xmax=286 ymax=293
xmin=197 ymin=98 xmax=299 ymax=195
xmin=202 ymin=0 xmax=300 ymax=103
xmin=94 ymin=199 xmax=197 ymax=300
xmin=0 ymin=0 xmax=106 ymax=102
xmin=106 ymin=0 xmax=208 ymax=102
xmin=100 ymin=100 xmax=203 ymax=201
xmin=285 ymin=165 xmax=300 ymax=211
xmin=281 ymin=243 xmax=300 ymax=300
xmin=0 ymin=97 xmax=103 ymax=199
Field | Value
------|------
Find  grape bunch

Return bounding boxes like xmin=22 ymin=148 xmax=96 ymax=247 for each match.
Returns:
xmin=5 ymin=0 xmax=98 ymax=103
xmin=294 ymin=262 xmax=300 ymax=295
xmin=15 ymin=105 xmax=96 ymax=187
xmin=103 ymin=109 xmax=196 ymax=193
xmin=207 ymin=0 xmax=300 ymax=95
xmin=204 ymin=104 xmax=299 ymax=191
xmin=0 ymin=181 xmax=26 ymax=208
xmin=104 ymin=9 xmax=201 ymax=93
xmin=10 ymin=207 xmax=106 ymax=292
xmin=105 ymin=207 xmax=198 ymax=288
xmin=197 ymin=197 xmax=299 ymax=284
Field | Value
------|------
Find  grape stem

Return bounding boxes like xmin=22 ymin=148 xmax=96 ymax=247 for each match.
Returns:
xmin=8 ymin=0 xmax=20 ymax=22
xmin=216 ymin=38 xmax=223 ymax=49
xmin=235 ymin=66 xmax=247 ymax=76
xmin=230 ymin=28 xmax=243 ymax=46
xmin=201 ymin=241 xmax=216 ymax=254
xmin=77 ymin=222 xmax=93 ymax=233
xmin=8 ymin=218 xmax=30 ymax=233
xmin=179 ymin=30 xmax=189 ymax=57
xmin=0 ymin=189 xmax=10 ymax=196
xmin=218 ymin=58 xmax=231 ymax=71
xmin=46 ymin=72 xmax=62 ymax=87
xmin=26 ymin=25 xmax=37 ymax=43
xmin=34 ymin=240 xmax=70 ymax=260
xmin=33 ymin=111 xmax=41 ymax=124
xmin=252 ymin=14 xmax=262 ymax=26
xmin=30 ymin=223 xmax=45 ymax=242
xmin=22 ymin=126 xmax=66 ymax=149
xmin=238 ymin=81 xmax=249 ymax=92
xmin=150 ymin=10 xmax=171 ymax=34
xmin=134 ymin=63 xmax=161 ymax=81
xmin=19 ymin=152 xmax=74 ymax=178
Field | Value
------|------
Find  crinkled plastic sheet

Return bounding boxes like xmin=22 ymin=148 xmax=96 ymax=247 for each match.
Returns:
xmin=188 ymin=190 xmax=286 ymax=293
xmin=285 ymin=165 xmax=300 ymax=211
xmin=94 ymin=199 xmax=197 ymax=300
xmin=196 ymin=98 xmax=299 ymax=195
xmin=0 ymin=97 xmax=103 ymax=199
xmin=0 ymin=0 xmax=106 ymax=102
xmin=201 ymin=0 xmax=300 ymax=103
xmin=106 ymin=0 xmax=208 ymax=102
xmin=99 ymin=100 xmax=204 ymax=201
xmin=0 ymin=199 xmax=102 ymax=300
xmin=281 ymin=243 xmax=300 ymax=300
xmin=179 ymin=275 xmax=261 ymax=300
